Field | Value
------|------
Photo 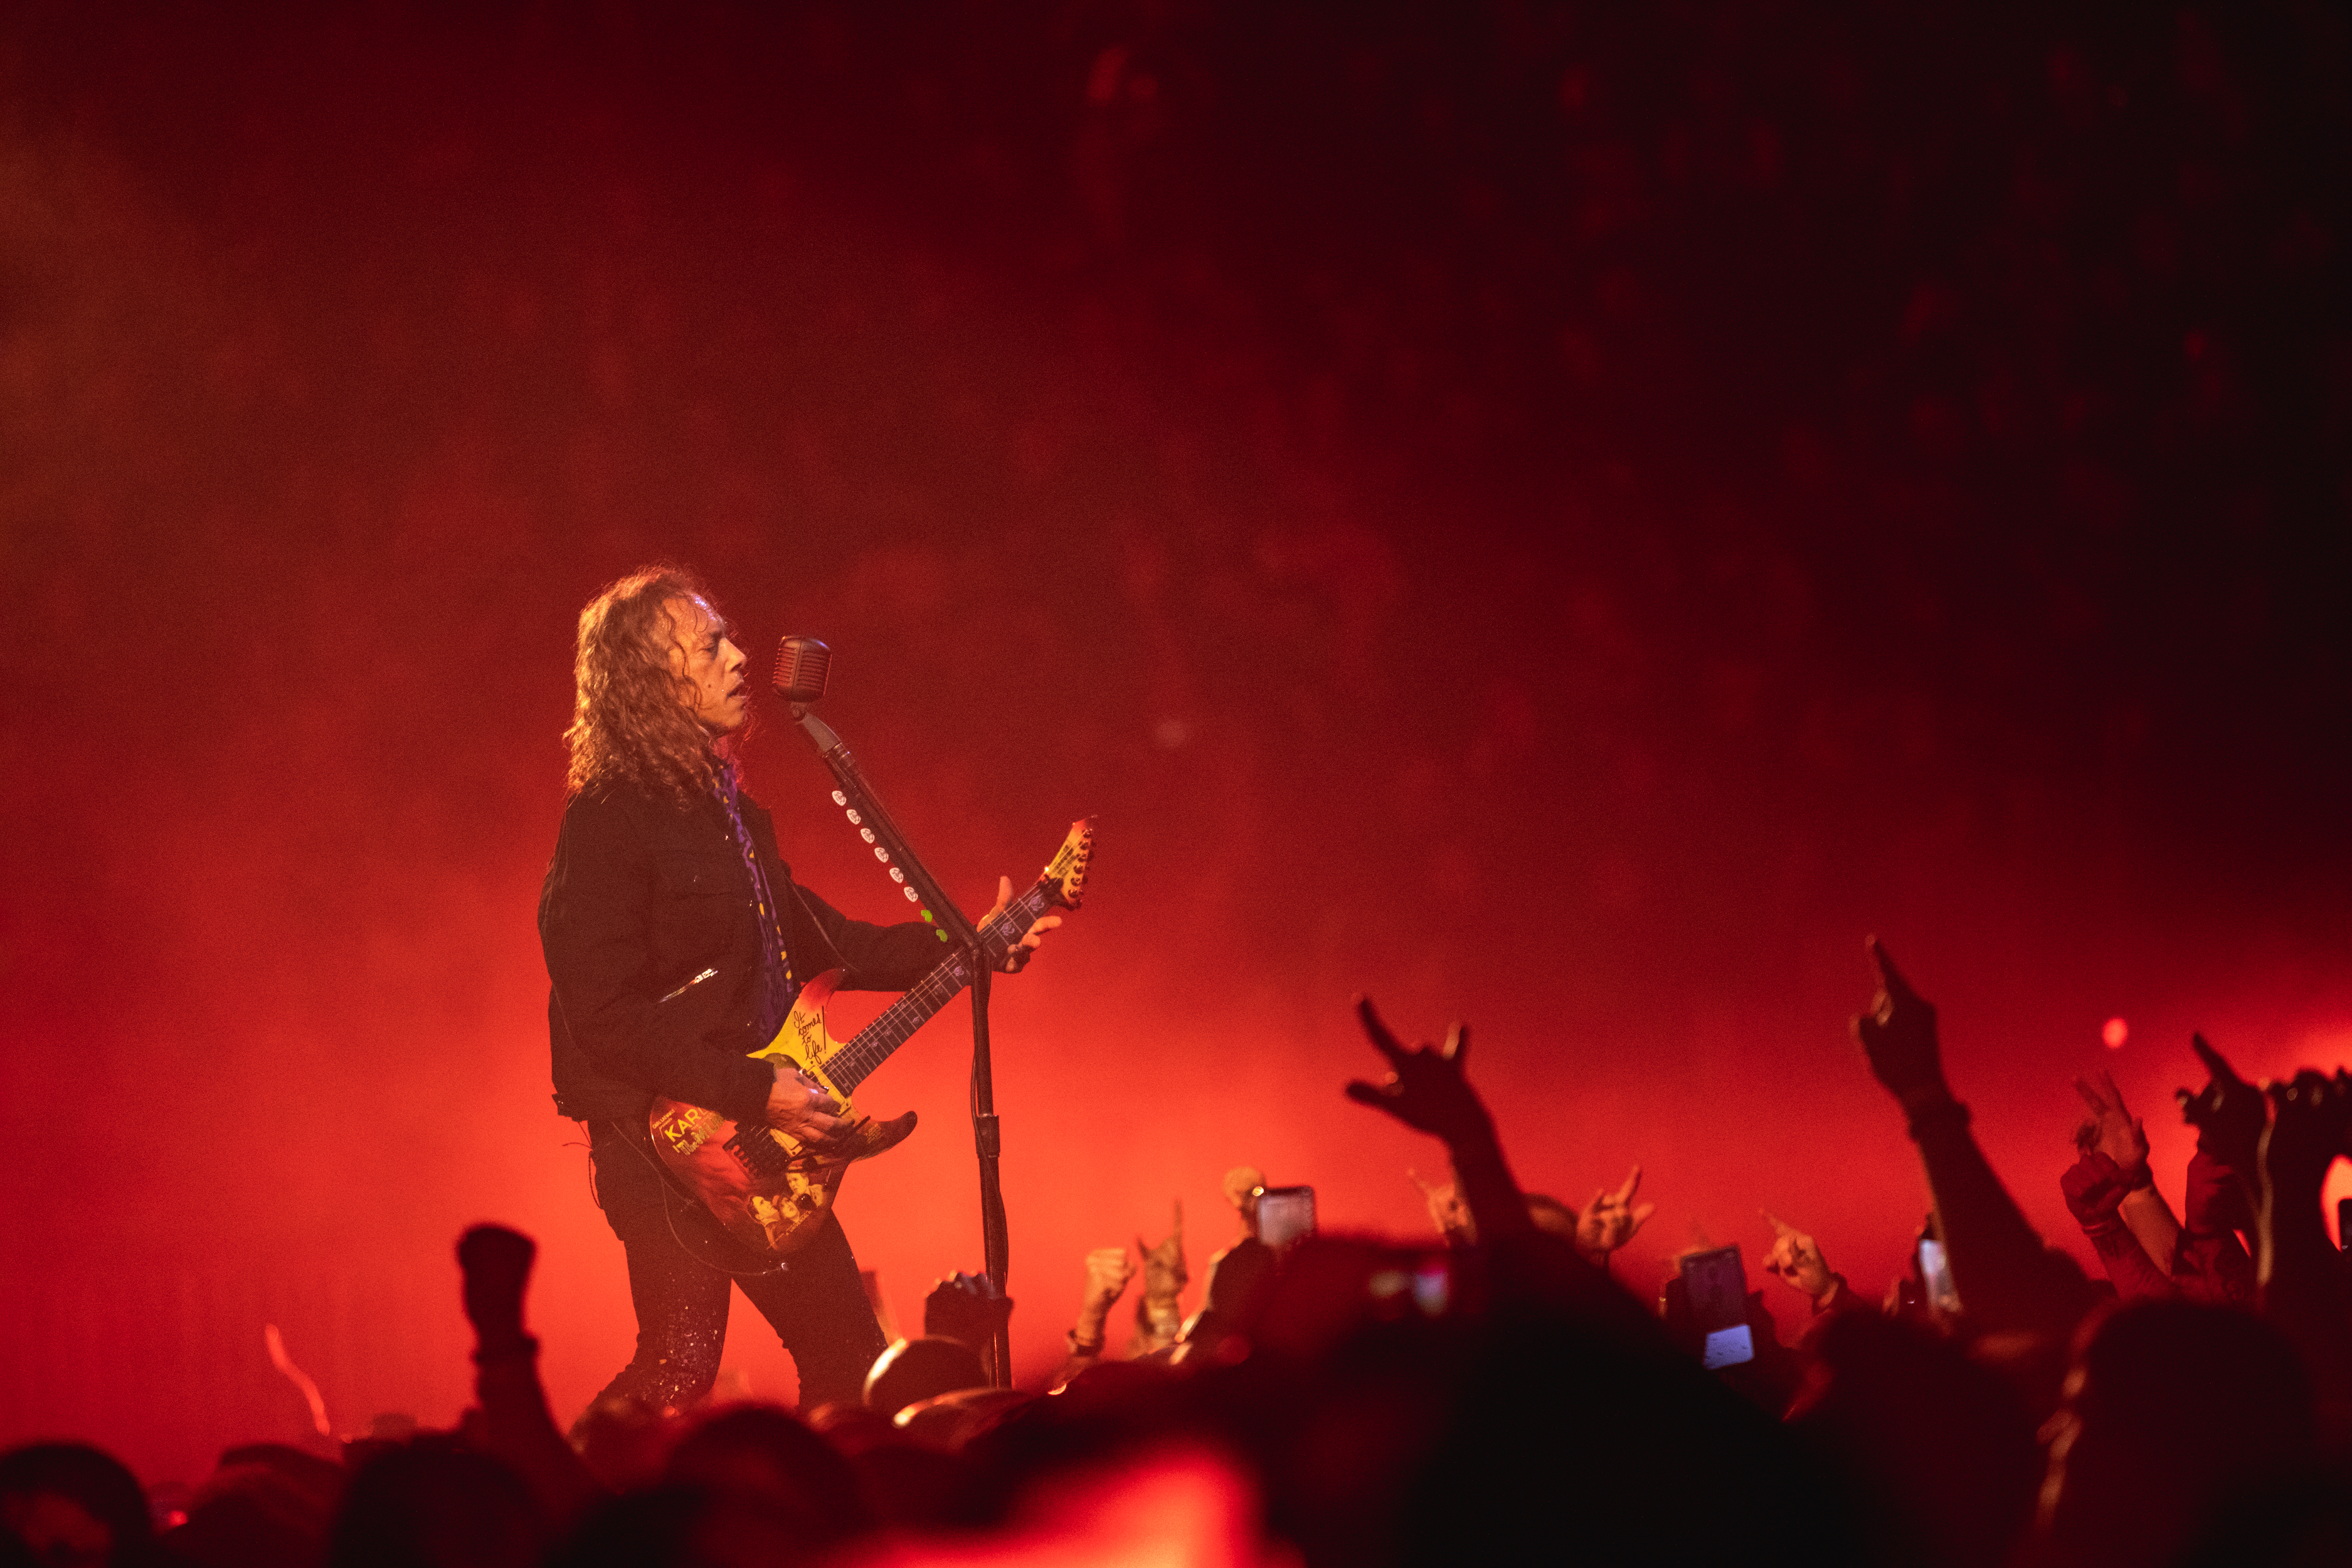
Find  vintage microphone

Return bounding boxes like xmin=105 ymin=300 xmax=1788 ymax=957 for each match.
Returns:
xmin=772 ymin=637 xmax=980 ymax=950
xmin=772 ymin=635 xmax=1014 ymax=1385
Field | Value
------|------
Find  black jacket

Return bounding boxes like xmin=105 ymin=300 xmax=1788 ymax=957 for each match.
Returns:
xmin=538 ymin=778 xmax=944 ymax=1125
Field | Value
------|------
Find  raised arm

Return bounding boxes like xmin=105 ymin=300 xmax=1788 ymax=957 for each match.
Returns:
xmin=2255 ymin=1069 xmax=2352 ymax=1433
xmin=2074 ymin=1069 xmax=2183 ymax=1274
xmin=2058 ymin=1149 xmax=2179 ymax=1302
xmin=1852 ymin=939 xmax=2092 ymax=1337
xmin=2176 ymin=1033 xmax=2265 ymax=1222
xmin=456 ymin=1226 xmax=602 ymax=1525
xmin=1345 ymin=997 xmax=1532 ymax=1242
xmin=2170 ymin=1036 xmax=2259 ymax=1306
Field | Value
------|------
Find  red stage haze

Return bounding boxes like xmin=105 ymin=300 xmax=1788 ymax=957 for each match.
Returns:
xmin=1 ymin=4 xmax=2346 ymax=1486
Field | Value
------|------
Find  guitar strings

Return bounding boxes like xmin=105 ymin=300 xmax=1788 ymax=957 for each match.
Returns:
xmin=828 ymin=893 xmax=1041 ymax=1091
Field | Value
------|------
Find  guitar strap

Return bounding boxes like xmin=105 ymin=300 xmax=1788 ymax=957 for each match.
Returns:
xmin=713 ymin=767 xmax=800 ymax=1044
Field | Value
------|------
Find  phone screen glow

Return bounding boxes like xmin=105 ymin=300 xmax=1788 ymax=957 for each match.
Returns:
xmin=1919 ymin=1237 xmax=1962 ymax=1315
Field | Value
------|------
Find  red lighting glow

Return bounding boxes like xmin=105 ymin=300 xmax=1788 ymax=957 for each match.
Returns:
xmin=2102 ymin=1017 xmax=2130 ymax=1050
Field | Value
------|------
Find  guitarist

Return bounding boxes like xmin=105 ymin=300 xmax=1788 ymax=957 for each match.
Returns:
xmin=538 ymin=566 xmax=1057 ymax=1412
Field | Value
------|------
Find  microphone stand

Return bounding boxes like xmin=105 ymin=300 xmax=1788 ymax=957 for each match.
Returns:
xmin=785 ymin=702 xmax=1014 ymax=1388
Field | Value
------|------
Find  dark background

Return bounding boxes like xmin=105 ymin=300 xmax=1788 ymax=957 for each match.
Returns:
xmin=3 ymin=1 xmax=2347 ymax=1483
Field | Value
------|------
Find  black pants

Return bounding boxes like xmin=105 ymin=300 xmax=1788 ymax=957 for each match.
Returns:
xmin=585 ymin=1119 xmax=888 ymax=1412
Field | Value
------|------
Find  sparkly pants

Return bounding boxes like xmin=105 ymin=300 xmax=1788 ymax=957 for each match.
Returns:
xmin=586 ymin=1119 xmax=889 ymax=1412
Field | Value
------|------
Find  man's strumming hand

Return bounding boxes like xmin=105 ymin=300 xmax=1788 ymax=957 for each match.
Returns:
xmin=764 ymin=1064 xmax=850 ymax=1149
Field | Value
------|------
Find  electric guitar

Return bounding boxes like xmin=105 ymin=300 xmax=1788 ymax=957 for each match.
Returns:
xmin=649 ymin=818 xmax=1094 ymax=1258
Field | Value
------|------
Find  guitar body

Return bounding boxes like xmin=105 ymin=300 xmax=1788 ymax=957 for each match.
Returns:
xmin=648 ymin=970 xmax=894 ymax=1259
xmin=647 ymin=817 xmax=1094 ymax=1260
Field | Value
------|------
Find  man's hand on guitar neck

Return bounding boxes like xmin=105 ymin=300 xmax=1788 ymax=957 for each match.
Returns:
xmin=765 ymin=1064 xmax=853 ymax=1150
xmin=982 ymin=874 xmax=1062 ymax=974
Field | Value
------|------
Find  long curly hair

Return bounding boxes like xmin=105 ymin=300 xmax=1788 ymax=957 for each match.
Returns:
xmin=564 ymin=565 xmax=747 ymax=807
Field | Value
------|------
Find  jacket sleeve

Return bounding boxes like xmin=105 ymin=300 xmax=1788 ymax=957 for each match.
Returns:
xmin=2176 ymin=1149 xmax=2258 ymax=1306
xmin=788 ymin=879 xmax=948 ymax=992
xmin=539 ymin=793 xmax=773 ymax=1126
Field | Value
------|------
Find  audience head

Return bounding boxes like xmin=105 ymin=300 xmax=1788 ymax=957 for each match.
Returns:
xmin=660 ymin=1404 xmax=870 ymax=1552
xmin=2039 ymin=1300 xmax=2316 ymax=1568
xmin=1177 ymin=1237 xmax=1279 ymax=1360
xmin=567 ymin=1396 xmax=674 ymax=1493
xmin=863 ymin=1338 xmax=987 ymax=1419
xmin=166 ymin=1443 xmax=346 ymax=1568
xmin=324 ymin=1440 xmax=541 ymax=1568
xmin=1789 ymin=1310 xmax=2042 ymax=1568
xmin=0 ymin=1444 xmax=150 ymax=1568
xmin=1221 ymin=1167 xmax=1265 ymax=1239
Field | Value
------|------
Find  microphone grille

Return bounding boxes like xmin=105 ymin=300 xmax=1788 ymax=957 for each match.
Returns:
xmin=772 ymin=637 xmax=832 ymax=704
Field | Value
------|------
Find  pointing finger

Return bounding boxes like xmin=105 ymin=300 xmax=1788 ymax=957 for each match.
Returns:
xmin=2190 ymin=1032 xmax=2240 ymax=1084
xmin=1762 ymin=1210 xmax=1794 ymax=1239
xmin=1442 ymin=1022 xmax=1470 ymax=1065
xmin=1614 ymin=1164 xmax=1643 ymax=1205
xmin=1867 ymin=935 xmax=1916 ymax=999
xmin=1354 ymin=995 xmax=1411 ymax=1066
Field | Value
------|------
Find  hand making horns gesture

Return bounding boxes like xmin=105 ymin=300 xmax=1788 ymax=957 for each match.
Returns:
xmin=1576 ymin=1165 xmax=1655 ymax=1258
xmin=1345 ymin=996 xmax=1491 ymax=1144
xmin=1759 ymin=1211 xmax=1834 ymax=1300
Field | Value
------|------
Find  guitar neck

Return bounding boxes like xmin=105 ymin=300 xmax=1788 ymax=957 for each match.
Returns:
xmin=825 ymin=882 xmax=1056 ymax=1094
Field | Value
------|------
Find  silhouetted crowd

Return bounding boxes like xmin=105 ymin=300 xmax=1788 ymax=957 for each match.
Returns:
xmin=13 ymin=941 xmax=2352 ymax=1567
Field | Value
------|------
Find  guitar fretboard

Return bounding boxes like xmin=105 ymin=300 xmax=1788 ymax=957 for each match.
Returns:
xmin=824 ymin=882 xmax=1056 ymax=1094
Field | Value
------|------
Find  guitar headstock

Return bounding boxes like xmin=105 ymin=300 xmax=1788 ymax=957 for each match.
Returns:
xmin=1037 ymin=817 xmax=1096 ymax=910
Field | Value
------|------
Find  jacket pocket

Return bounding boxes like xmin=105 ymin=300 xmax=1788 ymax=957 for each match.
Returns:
xmin=653 ymin=843 xmax=744 ymax=903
